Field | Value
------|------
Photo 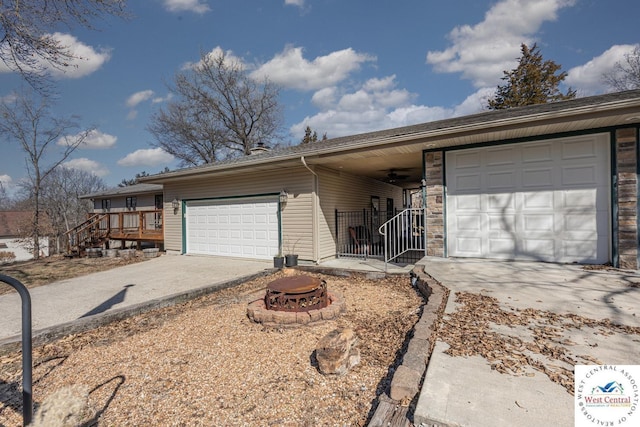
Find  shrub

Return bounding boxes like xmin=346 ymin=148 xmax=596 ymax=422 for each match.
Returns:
xmin=0 ymin=251 xmax=16 ymax=263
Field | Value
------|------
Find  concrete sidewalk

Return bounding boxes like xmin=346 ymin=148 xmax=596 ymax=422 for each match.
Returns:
xmin=0 ymin=255 xmax=271 ymax=345
xmin=413 ymin=258 xmax=640 ymax=427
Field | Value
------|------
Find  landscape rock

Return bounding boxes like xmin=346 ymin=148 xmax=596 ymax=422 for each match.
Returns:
xmin=316 ymin=327 xmax=360 ymax=376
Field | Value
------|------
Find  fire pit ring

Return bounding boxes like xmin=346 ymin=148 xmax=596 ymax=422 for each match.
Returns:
xmin=265 ymin=275 xmax=328 ymax=312
xmin=247 ymin=275 xmax=345 ymax=327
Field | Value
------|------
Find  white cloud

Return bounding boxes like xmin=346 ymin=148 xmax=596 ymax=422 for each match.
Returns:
xmin=0 ymin=33 xmax=111 ymax=78
xmin=284 ymin=0 xmax=305 ymax=7
xmin=57 ymin=129 xmax=117 ymax=149
xmin=452 ymin=87 xmax=496 ymax=116
xmin=182 ymin=46 xmax=245 ymax=71
xmin=126 ymin=110 xmax=138 ymax=121
xmin=291 ymin=75 xmax=489 ymax=139
xmin=49 ymin=33 xmax=111 ymax=78
xmin=251 ymin=46 xmax=376 ymax=90
xmin=152 ymin=93 xmax=173 ymax=103
xmin=426 ymin=0 xmax=576 ymax=87
xmin=117 ymin=148 xmax=174 ymax=167
xmin=62 ymin=158 xmax=110 ymax=177
xmin=163 ymin=0 xmax=210 ymax=14
xmin=566 ymin=44 xmax=639 ymax=95
xmin=126 ymin=90 xmax=155 ymax=108
xmin=0 ymin=174 xmax=12 ymax=186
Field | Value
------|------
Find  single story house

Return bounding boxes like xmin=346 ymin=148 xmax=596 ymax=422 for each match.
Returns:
xmin=0 ymin=211 xmax=50 ymax=262
xmin=140 ymin=90 xmax=640 ymax=269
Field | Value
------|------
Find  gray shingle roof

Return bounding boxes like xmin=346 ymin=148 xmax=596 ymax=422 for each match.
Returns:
xmin=79 ymin=183 xmax=163 ymax=199
xmin=141 ymin=89 xmax=640 ymax=182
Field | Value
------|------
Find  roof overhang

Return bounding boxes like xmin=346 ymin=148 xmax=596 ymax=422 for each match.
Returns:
xmin=140 ymin=91 xmax=640 ymax=186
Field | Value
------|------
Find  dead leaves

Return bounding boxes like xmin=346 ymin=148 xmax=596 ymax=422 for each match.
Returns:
xmin=438 ymin=291 xmax=640 ymax=395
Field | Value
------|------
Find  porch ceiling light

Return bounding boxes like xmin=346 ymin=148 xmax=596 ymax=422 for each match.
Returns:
xmin=279 ymin=189 xmax=288 ymax=205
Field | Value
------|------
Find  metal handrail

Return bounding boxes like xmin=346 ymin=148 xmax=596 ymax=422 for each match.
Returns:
xmin=0 ymin=275 xmax=32 ymax=426
xmin=378 ymin=208 xmax=426 ymax=271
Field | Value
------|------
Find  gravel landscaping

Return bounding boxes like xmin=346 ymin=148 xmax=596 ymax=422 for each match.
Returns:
xmin=0 ymin=269 xmax=423 ymax=426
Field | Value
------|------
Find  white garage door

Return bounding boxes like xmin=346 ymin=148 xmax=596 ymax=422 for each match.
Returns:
xmin=446 ymin=134 xmax=610 ymax=263
xmin=185 ymin=197 xmax=279 ymax=260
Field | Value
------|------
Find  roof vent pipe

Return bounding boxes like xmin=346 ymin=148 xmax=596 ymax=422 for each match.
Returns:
xmin=249 ymin=142 xmax=270 ymax=155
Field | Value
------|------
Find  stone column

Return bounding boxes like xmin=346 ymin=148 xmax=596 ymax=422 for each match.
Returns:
xmin=616 ymin=128 xmax=638 ymax=269
xmin=425 ymin=151 xmax=444 ymax=257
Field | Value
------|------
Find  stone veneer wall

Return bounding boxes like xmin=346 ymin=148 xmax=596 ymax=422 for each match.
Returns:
xmin=425 ymin=151 xmax=444 ymax=257
xmin=616 ymin=127 xmax=639 ymax=269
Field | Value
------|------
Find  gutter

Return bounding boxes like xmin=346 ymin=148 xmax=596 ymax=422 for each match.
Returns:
xmin=301 ymin=156 xmax=320 ymax=264
xmin=140 ymin=95 xmax=640 ymax=184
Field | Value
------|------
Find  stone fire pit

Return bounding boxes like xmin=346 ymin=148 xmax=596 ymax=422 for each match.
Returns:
xmin=247 ymin=274 xmax=345 ymax=327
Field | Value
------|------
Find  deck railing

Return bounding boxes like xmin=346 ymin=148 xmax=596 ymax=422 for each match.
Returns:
xmin=65 ymin=210 xmax=163 ymax=253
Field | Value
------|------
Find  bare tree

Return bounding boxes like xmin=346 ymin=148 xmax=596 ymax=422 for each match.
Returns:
xmin=0 ymin=0 xmax=128 ymax=90
xmin=148 ymin=50 xmax=283 ymax=167
xmin=603 ymin=46 xmax=640 ymax=91
xmin=0 ymin=89 xmax=94 ymax=259
xmin=0 ymin=181 xmax=12 ymax=209
xmin=41 ymin=166 xmax=106 ymax=252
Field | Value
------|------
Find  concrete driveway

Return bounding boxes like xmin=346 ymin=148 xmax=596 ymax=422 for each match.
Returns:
xmin=413 ymin=257 xmax=640 ymax=427
xmin=0 ymin=255 xmax=271 ymax=346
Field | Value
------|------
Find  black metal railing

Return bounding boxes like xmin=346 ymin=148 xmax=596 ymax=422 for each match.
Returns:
xmin=335 ymin=209 xmax=394 ymax=259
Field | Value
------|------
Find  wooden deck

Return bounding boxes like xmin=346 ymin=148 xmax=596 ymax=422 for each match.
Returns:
xmin=66 ymin=210 xmax=164 ymax=254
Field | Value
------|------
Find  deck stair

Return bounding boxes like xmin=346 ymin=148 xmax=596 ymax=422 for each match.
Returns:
xmin=65 ymin=214 xmax=110 ymax=256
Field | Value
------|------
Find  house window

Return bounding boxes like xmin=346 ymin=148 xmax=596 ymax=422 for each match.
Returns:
xmin=155 ymin=194 xmax=163 ymax=210
xmin=126 ymin=196 xmax=137 ymax=210
xmin=101 ymin=199 xmax=111 ymax=210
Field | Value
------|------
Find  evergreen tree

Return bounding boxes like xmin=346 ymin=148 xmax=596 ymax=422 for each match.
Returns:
xmin=300 ymin=126 xmax=327 ymax=144
xmin=487 ymin=43 xmax=576 ymax=110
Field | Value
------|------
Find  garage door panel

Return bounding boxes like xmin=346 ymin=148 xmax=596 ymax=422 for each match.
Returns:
xmin=522 ymin=192 xmax=554 ymax=210
xmin=456 ymin=174 xmax=482 ymax=191
xmin=186 ymin=198 xmax=279 ymax=260
xmin=562 ymin=138 xmax=597 ymax=159
xmin=488 ymin=238 xmax=516 ymax=257
xmin=455 ymin=237 xmax=482 ymax=255
xmin=487 ymin=171 xmax=516 ymax=190
xmin=562 ymin=165 xmax=597 ymax=186
xmin=487 ymin=147 xmax=516 ymax=166
xmin=488 ymin=194 xmax=515 ymax=211
xmin=488 ymin=214 xmax=515 ymax=234
xmin=456 ymin=215 xmax=482 ymax=231
xmin=456 ymin=194 xmax=482 ymax=210
xmin=523 ymin=214 xmax=554 ymax=232
xmin=455 ymin=152 xmax=481 ymax=168
xmin=522 ymin=239 xmax=555 ymax=258
xmin=522 ymin=168 xmax=553 ymax=188
xmin=523 ymin=144 xmax=553 ymax=162
xmin=563 ymin=240 xmax=597 ymax=259
xmin=446 ymin=134 xmax=610 ymax=264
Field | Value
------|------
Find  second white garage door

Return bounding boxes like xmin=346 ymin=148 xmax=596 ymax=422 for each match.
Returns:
xmin=185 ymin=197 xmax=279 ymax=260
xmin=446 ymin=134 xmax=610 ymax=264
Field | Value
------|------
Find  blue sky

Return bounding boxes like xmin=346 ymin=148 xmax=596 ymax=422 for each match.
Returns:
xmin=1 ymin=0 xmax=639 ymax=193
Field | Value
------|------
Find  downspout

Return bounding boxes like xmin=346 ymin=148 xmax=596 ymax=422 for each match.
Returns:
xmin=301 ymin=156 xmax=320 ymax=264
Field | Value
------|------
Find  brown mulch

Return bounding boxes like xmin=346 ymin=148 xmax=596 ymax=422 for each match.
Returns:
xmin=0 ymin=255 xmax=147 ymax=296
xmin=0 ymin=270 xmax=423 ymax=426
